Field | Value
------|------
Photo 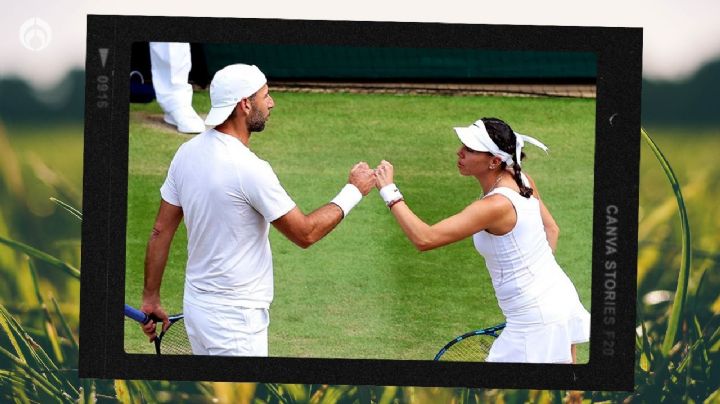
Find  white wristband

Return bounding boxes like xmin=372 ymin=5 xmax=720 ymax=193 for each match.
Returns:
xmin=330 ymin=184 xmax=363 ymax=217
xmin=379 ymin=183 xmax=403 ymax=205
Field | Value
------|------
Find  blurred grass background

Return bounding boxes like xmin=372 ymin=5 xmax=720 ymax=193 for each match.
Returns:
xmin=1 ymin=66 xmax=719 ymax=401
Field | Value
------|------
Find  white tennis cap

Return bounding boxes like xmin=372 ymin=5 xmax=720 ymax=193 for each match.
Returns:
xmin=205 ymin=64 xmax=267 ymax=126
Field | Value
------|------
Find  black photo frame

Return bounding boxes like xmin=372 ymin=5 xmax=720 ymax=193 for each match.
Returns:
xmin=80 ymin=15 xmax=641 ymax=391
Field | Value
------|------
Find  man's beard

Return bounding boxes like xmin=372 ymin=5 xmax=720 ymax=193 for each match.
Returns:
xmin=247 ymin=107 xmax=266 ymax=132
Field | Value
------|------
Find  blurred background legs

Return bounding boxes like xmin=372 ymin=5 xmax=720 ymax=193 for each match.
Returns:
xmin=149 ymin=42 xmax=205 ymax=134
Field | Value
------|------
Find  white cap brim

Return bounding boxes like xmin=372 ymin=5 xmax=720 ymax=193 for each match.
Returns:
xmin=205 ymin=104 xmax=236 ymax=126
xmin=454 ymin=126 xmax=491 ymax=153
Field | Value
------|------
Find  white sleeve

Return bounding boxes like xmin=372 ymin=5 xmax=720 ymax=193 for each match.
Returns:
xmin=160 ymin=151 xmax=181 ymax=207
xmin=242 ymin=161 xmax=296 ymax=222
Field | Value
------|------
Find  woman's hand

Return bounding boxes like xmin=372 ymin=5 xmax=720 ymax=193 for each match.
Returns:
xmin=375 ymin=160 xmax=395 ymax=189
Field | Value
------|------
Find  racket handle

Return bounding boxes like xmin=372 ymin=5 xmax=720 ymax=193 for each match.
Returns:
xmin=124 ymin=304 xmax=150 ymax=324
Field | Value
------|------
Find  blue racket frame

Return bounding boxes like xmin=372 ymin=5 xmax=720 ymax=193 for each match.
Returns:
xmin=123 ymin=304 xmax=185 ymax=355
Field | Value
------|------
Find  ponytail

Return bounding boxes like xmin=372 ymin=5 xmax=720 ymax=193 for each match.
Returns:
xmin=511 ymin=160 xmax=533 ymax=198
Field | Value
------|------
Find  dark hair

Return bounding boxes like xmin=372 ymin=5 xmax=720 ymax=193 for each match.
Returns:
xmin=481 ymin=117 xmax=533 ymax=198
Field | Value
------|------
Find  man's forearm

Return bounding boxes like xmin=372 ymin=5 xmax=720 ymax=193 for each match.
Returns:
xmin=143 ymin=231 xmax=173 ymax=299
xmin=272 ymin=203 xmax=346 ymax=249
xmin=302 ymin=203 xmax=345 ymax=246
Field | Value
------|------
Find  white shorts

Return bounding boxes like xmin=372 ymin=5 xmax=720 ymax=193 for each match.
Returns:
xmin=183 ymin=299 xmax=270 ymax=356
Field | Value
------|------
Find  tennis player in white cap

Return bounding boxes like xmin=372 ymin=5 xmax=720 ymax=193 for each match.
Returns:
xmin=375 ymin=117 xmax=590 ymax=363
xmin=140 ymin=64 xmax=376 ymax=356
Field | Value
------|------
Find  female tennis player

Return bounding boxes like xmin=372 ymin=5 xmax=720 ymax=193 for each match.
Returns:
xmin=375 ymin=117 xmax=590 ymax=363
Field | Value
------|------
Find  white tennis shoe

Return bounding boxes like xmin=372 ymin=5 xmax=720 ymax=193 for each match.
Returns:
xmin=164 ymin=107 xmax=205 ymax=134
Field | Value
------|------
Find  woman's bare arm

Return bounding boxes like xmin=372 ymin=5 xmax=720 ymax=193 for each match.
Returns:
xmin=524 ymin=173 xmax=559 ymax=252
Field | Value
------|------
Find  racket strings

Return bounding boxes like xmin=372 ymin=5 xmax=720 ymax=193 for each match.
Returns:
xmin=440 ymin=334 xmax=495 ymax=362
xmin=158 ymin=318 xmax=192 ymax=355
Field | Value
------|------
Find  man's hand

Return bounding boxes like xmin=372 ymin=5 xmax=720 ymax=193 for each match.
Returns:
xmin=348 ymin=161 xmax=376 ymax=196
xmin=375 ymin=160 xmax=394 ymax=189
xmin=140 ymin=297 xmax=170 ymax=342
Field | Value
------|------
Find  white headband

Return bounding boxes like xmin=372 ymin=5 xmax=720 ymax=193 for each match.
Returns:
xmin=468 ymin=121 xmax=548 ymax=167
xmin=510 ymin=130 xmax=549 ymax=167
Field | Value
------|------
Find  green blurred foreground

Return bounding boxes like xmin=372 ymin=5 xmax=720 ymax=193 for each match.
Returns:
xmin=0 ymin=111 xmax=718 ymax=401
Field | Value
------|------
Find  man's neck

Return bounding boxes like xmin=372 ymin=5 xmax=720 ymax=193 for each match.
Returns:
xmin=215 ymin=121 xmax=251 ymax=146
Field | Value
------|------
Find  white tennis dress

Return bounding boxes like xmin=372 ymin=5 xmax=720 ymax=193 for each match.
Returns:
xmin=473 ymin=187 xmax=590 ymax=363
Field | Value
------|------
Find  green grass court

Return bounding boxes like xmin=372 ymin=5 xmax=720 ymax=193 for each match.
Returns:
xmin=124 ymin=90 xmax=595 ymax=362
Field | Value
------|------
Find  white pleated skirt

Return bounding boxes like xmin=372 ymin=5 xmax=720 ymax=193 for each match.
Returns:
xmin=487 ymin=276 xmax=590 ymax=364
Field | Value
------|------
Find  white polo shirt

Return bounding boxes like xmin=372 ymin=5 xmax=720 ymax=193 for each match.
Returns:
xmin=160 ymin=129 xmax=296 ymax=309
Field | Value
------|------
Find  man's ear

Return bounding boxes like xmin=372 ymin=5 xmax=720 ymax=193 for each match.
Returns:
xmin=239 ymin=98 xmax=252 ymax=114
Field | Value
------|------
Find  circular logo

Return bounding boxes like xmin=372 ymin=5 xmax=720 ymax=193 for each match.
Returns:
xmin=19 ymin=18 xmax=52 ymax=51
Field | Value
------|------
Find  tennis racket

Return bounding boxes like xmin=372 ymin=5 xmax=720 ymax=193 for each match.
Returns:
xmin=124 ymin=304 xmax=192 ymax=355
xmin=434 ymin=323 xmax=506 ymax=361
